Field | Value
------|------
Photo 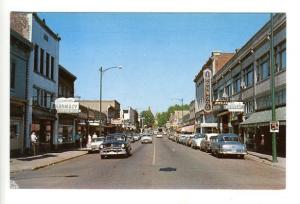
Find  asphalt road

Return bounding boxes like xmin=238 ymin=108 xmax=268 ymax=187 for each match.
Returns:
xmin=11 ymin=136 xmax=285 ymax=189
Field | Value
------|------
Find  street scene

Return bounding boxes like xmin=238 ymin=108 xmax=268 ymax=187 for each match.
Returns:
xmin=8 ymin=12 xmax=286 ymax=190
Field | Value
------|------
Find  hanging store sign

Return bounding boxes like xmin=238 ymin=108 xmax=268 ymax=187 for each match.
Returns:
xmin=55 ymin=98 xmax=80 ymax=113
xmin=270 ymin=121 xmax=279 ymax=133
xmin=203 ymin=69 xmax=212 ymax=113
xmin=224 ymin=102 xmax=244 ymax=112
xmin=111 ymin=118 xmax=123 ymax=125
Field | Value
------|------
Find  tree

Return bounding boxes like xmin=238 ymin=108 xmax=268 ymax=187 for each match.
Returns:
xmin=140 ymin=107 xmax=155 ymax=127
xmin=155 ymin=104 xmax=190 ymax=127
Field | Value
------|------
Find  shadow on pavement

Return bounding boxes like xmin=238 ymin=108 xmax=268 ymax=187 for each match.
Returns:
xmin=17 ymin=154 xmax=57 ymax=161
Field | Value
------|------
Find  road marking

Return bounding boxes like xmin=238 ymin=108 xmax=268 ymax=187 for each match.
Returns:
xmin=152 ymin=139 xmax=156 ymax=166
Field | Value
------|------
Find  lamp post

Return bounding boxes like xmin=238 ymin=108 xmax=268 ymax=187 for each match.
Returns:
xmin=99 ymin=66 xmax=122 ymax=138
xmin=270 ymin=13 xmax=278 ymax=163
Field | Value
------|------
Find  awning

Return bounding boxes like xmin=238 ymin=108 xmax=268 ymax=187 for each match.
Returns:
xmin=181 ymin=125 xmax=195 ymax=133
xmin=240 ymin=107 xmax=286 ymax=127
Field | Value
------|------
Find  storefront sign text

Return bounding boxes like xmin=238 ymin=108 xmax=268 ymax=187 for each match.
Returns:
xmin=55 ymin=98 xmax=80 ymax=113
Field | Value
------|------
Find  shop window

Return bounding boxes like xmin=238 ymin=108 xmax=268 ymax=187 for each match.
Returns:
xmin=10 ymin=123 xmax=19 ymax=139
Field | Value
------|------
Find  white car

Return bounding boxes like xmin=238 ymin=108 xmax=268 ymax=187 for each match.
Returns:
xmin=191 ymin=133 xmax=205 ymax=149
xmin=87 ymin=137 xmax=105 ymax=152
xmin=141 ymin=134 xmax=153 ymax=144
xmin=156 ymin=133 xmax=163 ymax=138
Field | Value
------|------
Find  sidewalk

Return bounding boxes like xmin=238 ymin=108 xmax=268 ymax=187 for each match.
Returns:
xmin=10 ymin=148 xmax=88 ymax=173
xmin=245 ymin=151 xmax=286 ymax=170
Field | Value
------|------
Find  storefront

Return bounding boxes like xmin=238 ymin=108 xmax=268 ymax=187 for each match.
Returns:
xmin=57 ymin=114 xmax=76 ymax=149
xmin=240 ymin=107 xmax=286 ymax=156
xmin=10 ymin=99 xmax=26 ymax=156
xmin=32 ymin=107 xmax=56 ymax=152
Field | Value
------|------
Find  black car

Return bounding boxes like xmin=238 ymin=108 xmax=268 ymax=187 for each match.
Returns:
xmin=99 ymin=133 xmax=132 ymax=159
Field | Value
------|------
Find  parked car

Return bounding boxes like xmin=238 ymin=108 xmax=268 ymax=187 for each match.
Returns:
xmin=211 ymin=133 xmax=247 ymax=159
xmin=183 ymin=134 xmax=194 ymax=146
xmin=99 ymin=133 xmax=132 ymax=159
xmin=141 ymin=134 xmax=153 ymax=144
xmin=177 ymin=134 xmax=186 ymax=144
xmin=87 ymin=137 xmax=105 ymax=153
xmin=191 ymin=133 xmax=205 ymax=149
xmin=200 ymin=133 xmax=218 ymax=152
xmin=133 ymin=134 xmax=140 ymax=141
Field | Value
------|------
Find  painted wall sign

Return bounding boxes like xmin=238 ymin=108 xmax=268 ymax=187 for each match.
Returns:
xmin=55 ymin=98 xmax=80 ymax=113
xmin=203 ymin=69 xmax=212 ymax=113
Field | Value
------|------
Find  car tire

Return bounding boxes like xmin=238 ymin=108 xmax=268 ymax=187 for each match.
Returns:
xmin=240 ymin=155 xmax=245 ymax=159
xmin=100 ymin=155 xmax=105 ymax=159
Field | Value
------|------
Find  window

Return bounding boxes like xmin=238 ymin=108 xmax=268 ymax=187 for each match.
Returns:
xmin=243 ymin=64 xmax=254 ymax=87
xmin=233 ymin=74 xmax=241 ymax=94
xmin=275 ymin=42 xmax=286 ymax=71
xmin=244 ymin=99 xmax=254 ymax=114
xmin=10 ymin=61 xmax=16 ymax=89
xmin=257 ymin=54 xmax=270 ymax=82
xmin=276 ymin=89 xmax=286 ymax=106
xmin=32 ymin=87 xmax=39 ymax=105
xmin=51 ymin=56 xmax=54 ymax=80
xmin=40 ymin=48 xmax=44 ymax=75
xmin=34 ymin=44 xmax=39 ymax=72
xmin=256 ymin=95 xmax=271 ymax=110
xmin=213 ymin=90 xmax=218 ymax=101
xmin=225 ymin=82 xmax=232 ymax=97
xmin=46 ymin=53 xmax=50 ymax=78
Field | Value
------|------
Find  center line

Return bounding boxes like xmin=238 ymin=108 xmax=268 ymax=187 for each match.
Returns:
xmin=152 ymin=139 xmax=156 ymax=166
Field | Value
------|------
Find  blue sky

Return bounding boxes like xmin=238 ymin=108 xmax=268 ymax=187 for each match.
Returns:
xmin=38 ymin=13 xmax=269 ymax=114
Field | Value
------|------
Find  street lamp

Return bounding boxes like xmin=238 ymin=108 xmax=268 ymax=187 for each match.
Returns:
xmin=99 ymin=66 xmax=122 ymax=138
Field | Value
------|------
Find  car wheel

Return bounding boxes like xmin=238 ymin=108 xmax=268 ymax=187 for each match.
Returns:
xmin=100 ymin=155 xmax=105 ymax=159
xmin=240 ymin=155 xmax=245 ymax=159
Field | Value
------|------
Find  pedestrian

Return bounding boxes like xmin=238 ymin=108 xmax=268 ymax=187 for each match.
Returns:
xmin=87 ymin=134 xmax=92 ymax=146
xmin=31 ymin=131 xmax=38 ymax=156
xmin=92 ymin=132 xmax=97 ymax=139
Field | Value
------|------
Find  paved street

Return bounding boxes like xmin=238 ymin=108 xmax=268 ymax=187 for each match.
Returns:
xmin=10 ymin=136 xmax=285 ymax=189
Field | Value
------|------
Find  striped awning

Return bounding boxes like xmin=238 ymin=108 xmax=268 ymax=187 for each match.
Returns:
xmin=240 ymin=107 xmax=286 ymax=127
xmin=181 ymin=125 xmax=195 ymax=133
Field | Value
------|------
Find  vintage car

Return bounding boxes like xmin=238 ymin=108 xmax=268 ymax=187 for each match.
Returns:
xmin=211 ymin=133 xmax=247 ymax=159
xmin=190 ymin=133 xmax=205 ymax=149
xmin=87 ymin=136 xmax=105 ymax=153
xmin=199 ymin=133 xmax=218 ymax=152
xmin=99 ymin=133 xmax=132 ymax=159
xmin=141 ymin=134 xmax=153 ymax=144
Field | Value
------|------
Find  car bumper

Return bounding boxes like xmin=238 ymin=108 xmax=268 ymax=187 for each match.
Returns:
xmin=141 ymin=139 xmax=152 ymax=143
xmin=219 ymin=150 xmax=247 ymax=155
xmin=100 ymin=148 xmax=127 ymax=155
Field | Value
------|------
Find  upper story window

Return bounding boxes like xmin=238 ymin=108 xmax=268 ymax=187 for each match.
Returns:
xmin=34 ymin=44 xmax=39 ymax=72
xmin=51 ymin=56 xmax=54 ymax=80
xmin=32 ymin=86 xmax=53 ymax=109
xmin=244 ymin=99 xmax=254 ymax=114
xmin=233 ymin=73 xmax=241 ymax=94
xmin=225 ymin=81 xmax=232 ymax=97
xmin=243 ymin=64 xmax=254 ymax=87
xmin=275 ymin=41 xmax=286 ymax=72
xmin=10 ymin=61 xmax=16 ymax=89
xmin=256 ymin=53 xmax=270 ymax=82
xmin=40 ymin=48 xmax=44 ymax=75
xmin=46 ymin=52 xmax=50 ymax=78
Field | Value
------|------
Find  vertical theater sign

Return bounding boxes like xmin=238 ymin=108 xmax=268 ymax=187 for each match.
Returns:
xmin=203 ymin=69 xmax=212 ymax=113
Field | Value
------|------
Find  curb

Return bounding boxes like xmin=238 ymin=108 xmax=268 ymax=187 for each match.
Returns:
xmin=245 ymin=154 xmax=285 ymax=170
xmin=10 ymin=152 xmax=88 ymax=173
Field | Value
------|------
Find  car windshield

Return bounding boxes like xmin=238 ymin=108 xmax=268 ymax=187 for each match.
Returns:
xmin=223 ymin=136 xmax=240 ymax=142
xmin=105 ymin=135 xmax=126 ymax=142
xmin=92 ymin=137 xmax=104 ymax=142
xmin=195 ymin=134 xmax=205 ymax=138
